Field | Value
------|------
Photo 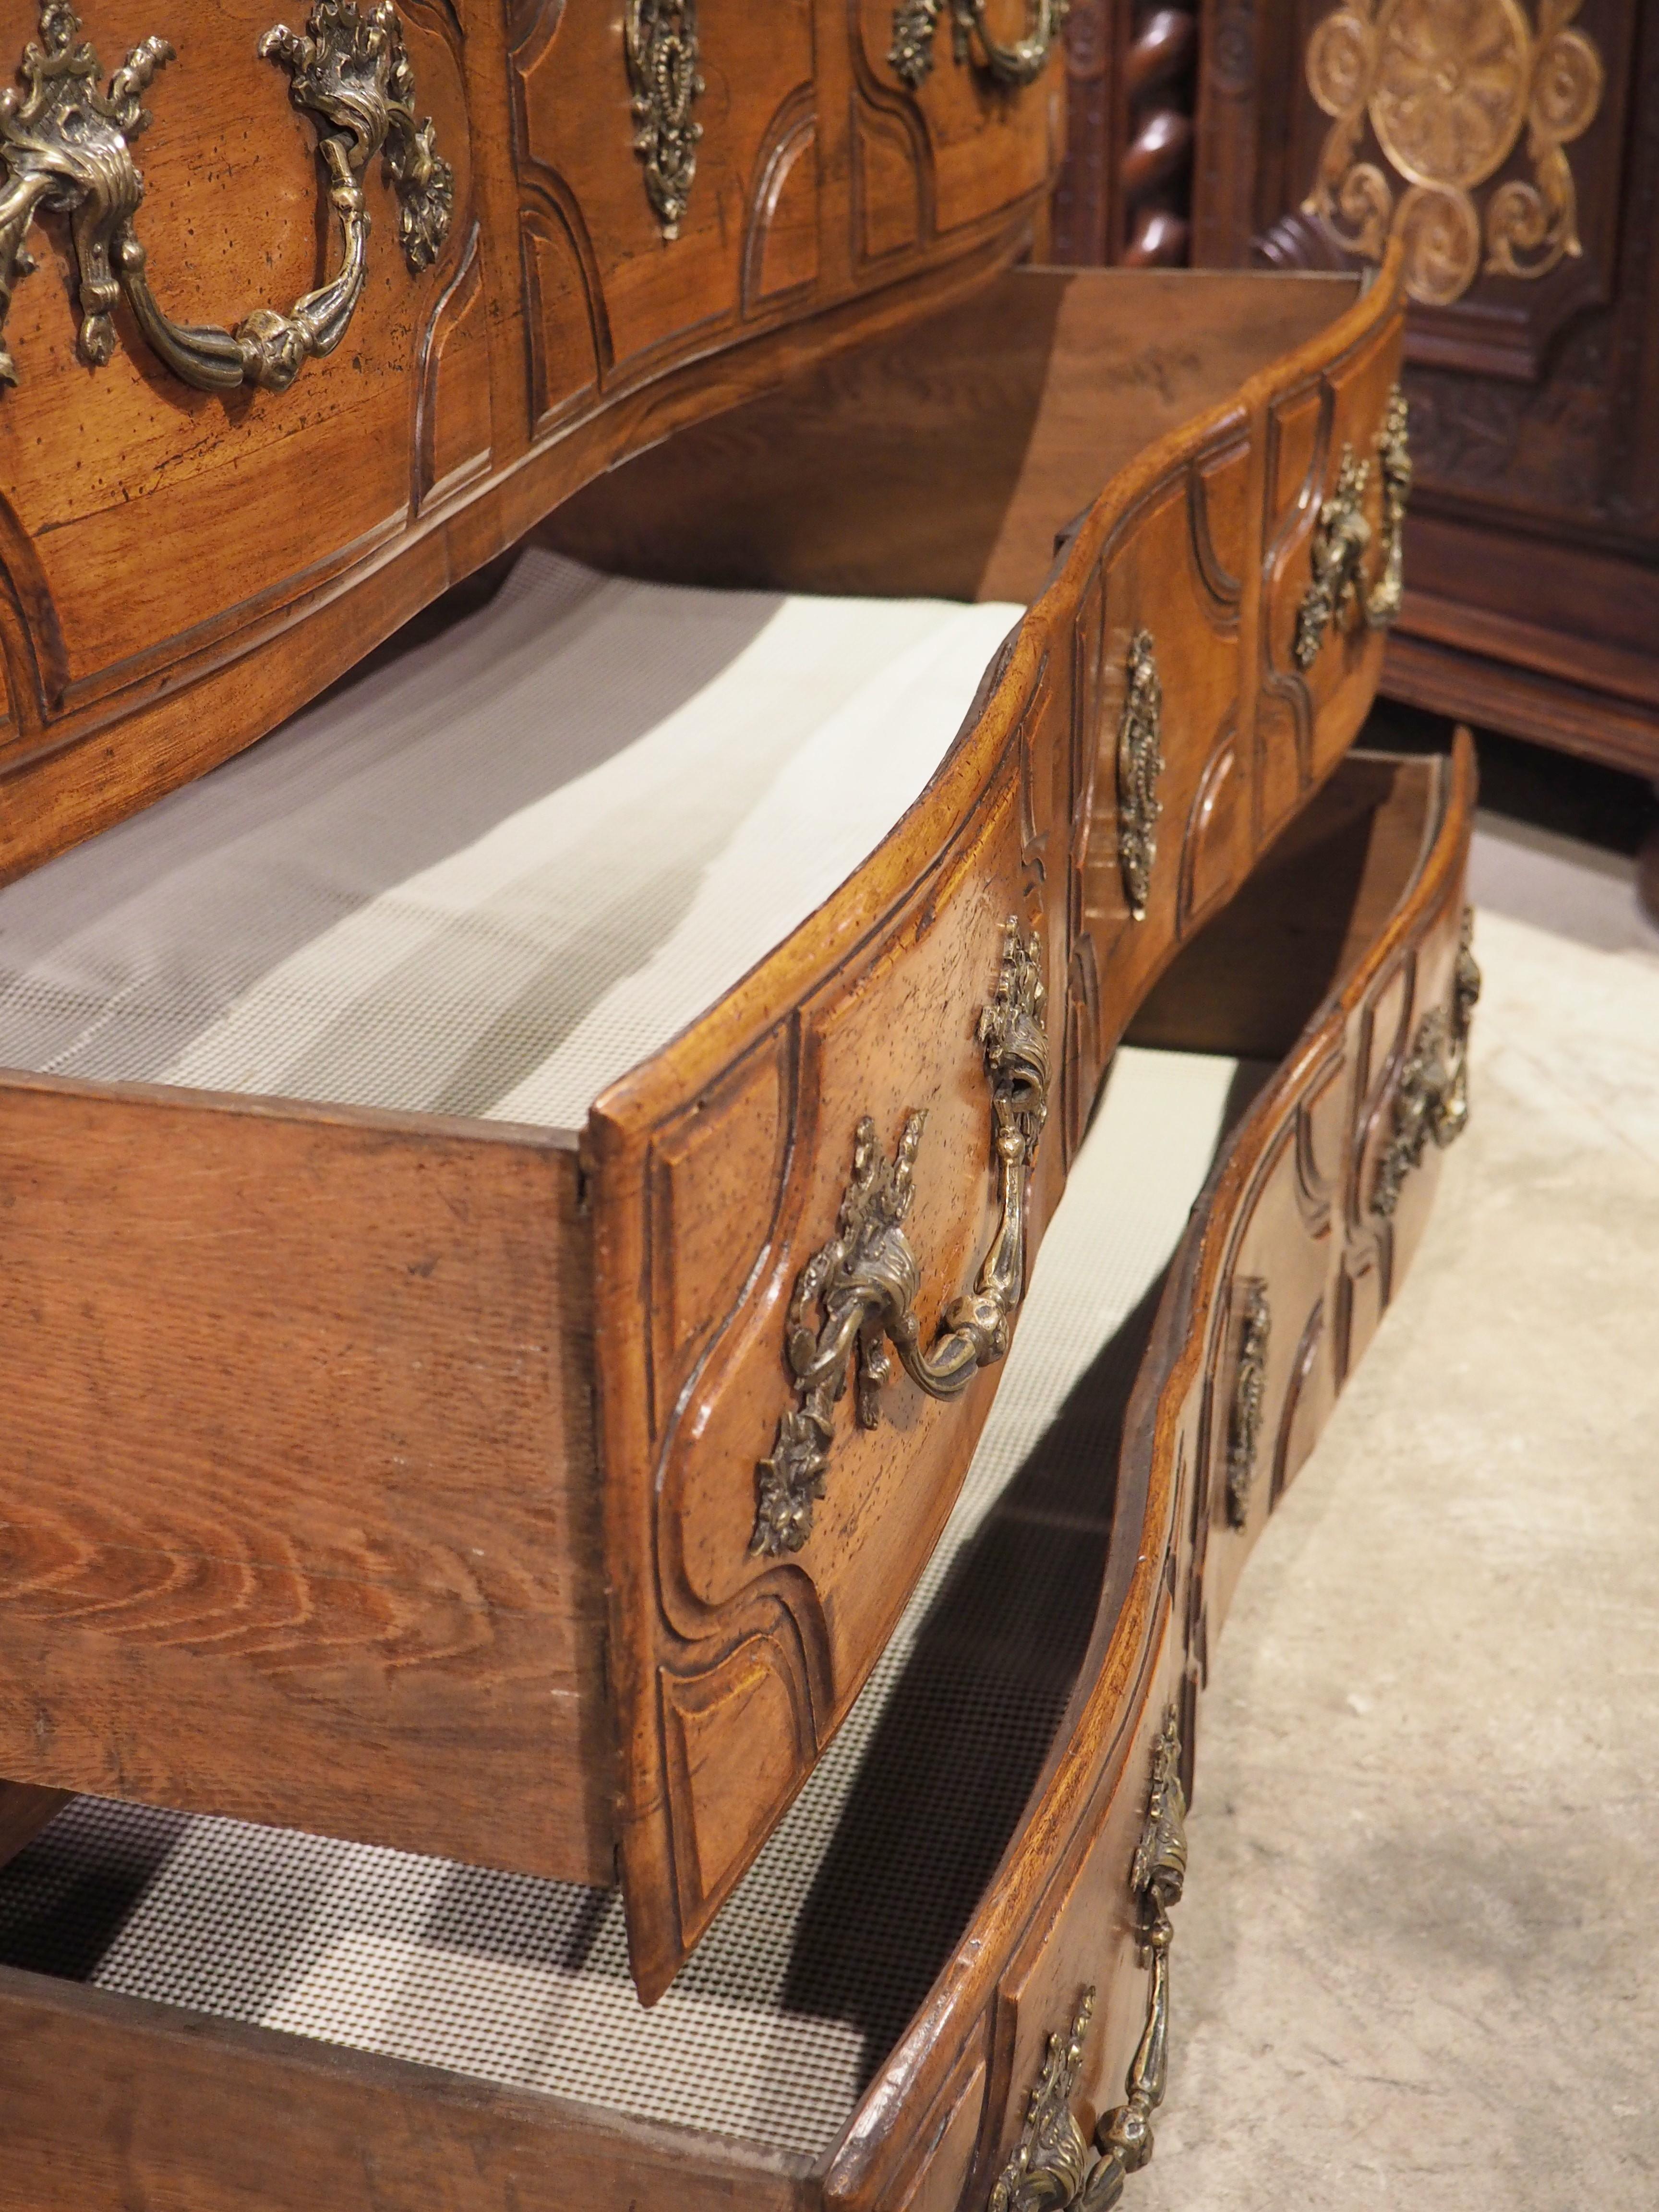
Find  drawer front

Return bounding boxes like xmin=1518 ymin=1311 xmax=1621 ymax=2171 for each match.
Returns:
xmin=808 ymin=740 xmax=1476 ymax=2212
xmin=1187 ymin=738 xmax=1477 ymax=1705
xmin=0 ymin=0 xmax=1056 ymax=882
xmin=854 ymin=0 xmax=1062 ymax=257
xmin=591 ymin=264 xmax=1406 ymax=2000
xmin=1257 ymin=294 xmax=1408 ymax=846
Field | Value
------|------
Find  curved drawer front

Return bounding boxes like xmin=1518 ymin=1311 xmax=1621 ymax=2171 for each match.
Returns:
xmin=806 ymin=738 xmax=1477 ymax=2212
xmin=590 ymin=265 xmax=1407 ymax=1999
xmin=1182 ymin=740 xmax=1477 ymax=1676
xmin=0 ymin=0 xmax=1061 ymax=881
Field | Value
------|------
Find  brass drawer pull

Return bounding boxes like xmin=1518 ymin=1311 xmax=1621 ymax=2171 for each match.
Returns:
xmin=1373 ymin=907 xmax=1481 ymax=1217
xmin=890 ymin=0 xmax=1069 ymax=93
xmin=0 ymin=0 xmax=451 ymax=395
xmin=1293 ymin=383 xmax=1411 ymax=669
xmin=987 ymin=1710 xmax=1189 ymax=2212
xmin=751 ymin=918 xmax=1049 ymax=1557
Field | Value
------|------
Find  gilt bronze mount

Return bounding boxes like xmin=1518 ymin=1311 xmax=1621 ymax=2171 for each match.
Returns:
xmin=890 ymin=0 xmax=1069 ymax=92
xmin=625 ymin=0 xmax=702 ymax=240
xmin=0 ymin=0 xmax=450 ymax=393
xmin=984 ymin=1708 xmax=1190 ymax=2212
xmin=1225 ymin=1279 xmax=1271 ymax=1529
xmin=1294 ymin=383 xmax=1411 ymax=669
xmin=752 ymin=917 xmax=1049 ymax=1557
xmin=1373 ymin=907 xmax=1481 ymax=1216
xmin=1116 ymin=629 xmax=1164 ymax=922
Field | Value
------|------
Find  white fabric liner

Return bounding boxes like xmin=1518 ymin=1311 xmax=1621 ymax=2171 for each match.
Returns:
xmin=0 ymin=552 xmax=1021 ymax=1130
xmin=0 ymin=1047 xmax=1250 ymax=2156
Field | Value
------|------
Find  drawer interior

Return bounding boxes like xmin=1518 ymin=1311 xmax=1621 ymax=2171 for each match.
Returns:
xmin=1127 ymin=745 xmax=1449 ymax=1061
xmin=542 ymin=266 xmax=1364 ymax=605
xmin=0 ymin=1039 xmax=1257 ymax=2163
xmin=0 ymin=553 xmax=1018 ymax=1128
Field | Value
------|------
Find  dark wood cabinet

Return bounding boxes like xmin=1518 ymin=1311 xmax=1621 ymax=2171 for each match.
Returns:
xmin=1052 ymin=0 xmax=1659 ymax=784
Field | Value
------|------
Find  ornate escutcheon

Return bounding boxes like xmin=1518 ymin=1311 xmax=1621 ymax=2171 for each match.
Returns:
xmin=1116 ymin=629 xmax=1164 ymax=923
xmin=1225 ymin=1278 xmax=1270 ymax=1530
xmin=1293 ymin=382 xmax=1411 ymax=670
xmin=625 ymin=0 xmax=702 ymax=241
xmin=986 ymin=1709 xmax=1190 ymax=2212
xmin=0 ymin=0 xmax=451 ymax=394
xmin=1089 ymin=1707 xmax=1189 ymax=2202
xmin=890 ymin=0 xmax=1070 ymax=92
xmin=1372 ymin=906 xmax=1481 ymax=1217
xmin=987 ymin=1990 xmax=1096 ymax=2212
xmin=751 ymin=917 xmax=1049 ymax=1557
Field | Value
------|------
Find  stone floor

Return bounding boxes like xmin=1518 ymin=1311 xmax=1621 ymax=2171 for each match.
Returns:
xmin=1133 ymin=821 xmax=1659 ymax=2209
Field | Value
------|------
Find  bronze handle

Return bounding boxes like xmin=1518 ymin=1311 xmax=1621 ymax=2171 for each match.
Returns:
xmin=751 ymin=917 xmax=1049 ymax=1558
xmin=890 ymin=0 xmax=1070 ymax=93
xmin=1293 ymin=383 xmax=1411 ymax=669
xmin=985 ymin=1711 xmax=1190 ymax=2212
xmin=1372 ymin=907 xmax=1481 ymax=1217
xmin=0 ymin=0 xmax=450 ymax=395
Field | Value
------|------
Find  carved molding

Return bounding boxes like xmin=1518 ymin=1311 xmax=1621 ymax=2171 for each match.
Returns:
xmin=1300 ymin=0 xmax=1605 ymax=306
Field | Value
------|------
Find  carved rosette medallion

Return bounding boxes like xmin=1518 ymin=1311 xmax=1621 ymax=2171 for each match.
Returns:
xmin=1373 ymin=907 xmax=1481 ymax=1215
xmin=1301 ymin=0 xmax=1604 ymax=305
xmin=752 ymin=918 xmax=1049 ymax=1557
xmin=1115 ymin=630 xmax=1163 ymax=923
xmin=625 ymin=0 xmax=703 ymax=240
xmin=0 ymin=0 xmax=450 ymax=391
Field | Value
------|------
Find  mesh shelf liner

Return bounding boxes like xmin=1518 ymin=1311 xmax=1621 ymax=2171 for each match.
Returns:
xmin=0 ymin=552 xmax=1021 ymax=1130
xmin=0 ymin=1047 xmax=1246 ymax=2156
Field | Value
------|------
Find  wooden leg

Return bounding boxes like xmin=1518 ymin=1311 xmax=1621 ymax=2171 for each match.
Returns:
xmin=0 ymin=1781 xmax=71 ymax=1870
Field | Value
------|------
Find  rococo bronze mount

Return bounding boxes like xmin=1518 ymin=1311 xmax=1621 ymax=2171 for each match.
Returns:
xmin=0 ymin=0 xmax=451 ymax=391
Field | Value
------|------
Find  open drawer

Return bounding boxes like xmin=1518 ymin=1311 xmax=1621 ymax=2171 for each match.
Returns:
xmin=0 ymin=737 xmax=1478 ymax=2210
xmin=0 ymin=262 xmax=1406 ymax=2000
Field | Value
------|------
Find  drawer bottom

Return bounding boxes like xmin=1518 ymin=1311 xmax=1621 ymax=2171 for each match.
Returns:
xmin=0 ymin=1043 xmax=1248 ymax=2179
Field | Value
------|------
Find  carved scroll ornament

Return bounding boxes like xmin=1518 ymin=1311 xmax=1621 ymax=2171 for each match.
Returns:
xmin=0 ymin=0 xmax=450 ymax=393
xmin=1373 ymin=908 xmax=1481 ymax=1216
xmin=890 ymin=0 xmax=1069 ymax=93
xmin=986 ymin=1710 xmax=1190 ymax=2212
xmin=1301 ymin=0 xmax=1605 ymax=306
xmin=751 ymin=918 xmax=1048 ymax=1557
xmin=625 ymin=0 xmax=702 ymax=240
xmin=1294 ymin=382 xmax=1411 ymax=670
xmin=1115 ymin=629 xmax=1164 ymax=923
xmin=1225 ymin=1279 xmax=1270 ymax=1529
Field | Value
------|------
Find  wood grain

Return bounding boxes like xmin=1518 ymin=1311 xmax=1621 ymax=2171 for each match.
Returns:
xmin=0 ymin=1078 xmax=610 ymax=1883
